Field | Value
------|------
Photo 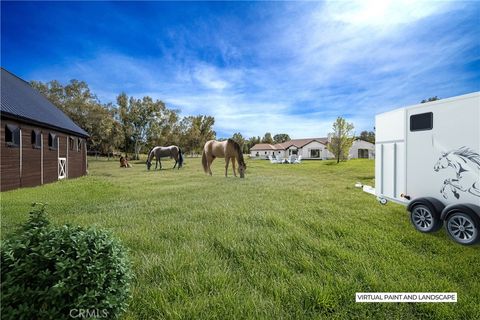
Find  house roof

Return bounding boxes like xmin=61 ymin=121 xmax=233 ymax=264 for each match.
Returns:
xmin=277 ymin=138 xmax=328 ymax=149
xmin=1 ymin=68 xmax=89 ymax=137
xmin=250 ymin=143 xmax=277 ymax=151
xmin=251 ymin=138 xmax=328 ymax=151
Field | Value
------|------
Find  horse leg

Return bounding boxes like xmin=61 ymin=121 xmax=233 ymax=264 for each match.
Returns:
xmin=231 ymin=158 xmax=237 ymax=177
xmin=155 ymin=158 xmax=158 ymax=170
xmin=173 ymin=154 xmax=178 ymax=169
xmin=159 ymin=159 xmax=162 ymax=170
xmin=225 ymin=157 xmax=230 ymax=177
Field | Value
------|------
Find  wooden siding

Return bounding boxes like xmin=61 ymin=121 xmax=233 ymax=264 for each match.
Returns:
xmin=20 ymin=124 xmax=42 ymax=187
xmin=0 ymin=122 xmax=20 ymax=191
xmin=67 ymin=137 xmax=85 ymax=178
xmin=42 ymin=130 xmax=58 ymax=184
xmin=1 ymin=118 xmax=87 ymax=191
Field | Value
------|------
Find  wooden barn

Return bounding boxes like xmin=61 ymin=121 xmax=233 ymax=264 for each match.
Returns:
xmin=1 ymin=68 xmax=89 ymax=191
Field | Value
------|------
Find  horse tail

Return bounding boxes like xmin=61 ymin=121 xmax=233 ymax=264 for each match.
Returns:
xmin=178 ymin=147 xmax=184 ymax=168
xmin=202 ymin=149 xmax=208 ymax=173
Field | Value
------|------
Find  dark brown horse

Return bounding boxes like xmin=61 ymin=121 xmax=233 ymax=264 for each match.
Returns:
xmin=202 ymin=139 xmax=246 ymax=178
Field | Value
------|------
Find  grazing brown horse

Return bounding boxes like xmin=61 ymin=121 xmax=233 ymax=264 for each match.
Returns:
xmin=202 ymin=139 xmax=246 ymax=178
xmin=146 ymin=146 xmax=183 ymax=170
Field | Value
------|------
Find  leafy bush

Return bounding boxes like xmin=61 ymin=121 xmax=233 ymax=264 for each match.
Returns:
xmin=1 ymin=204 xmax=132 ymax=319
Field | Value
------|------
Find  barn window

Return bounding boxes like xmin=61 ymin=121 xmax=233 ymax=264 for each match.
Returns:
xmin=69 ymin=137 xmax=75 ymax=150
xmin=77 ymin=138 xmax=82 ymax=152
xmin=48 ymin=133 xmax=58 ymax=150
xmin=31 ymin=130 xmax=41 ymax=149
xmin=5 ymin=124 xmax=20 ymax=147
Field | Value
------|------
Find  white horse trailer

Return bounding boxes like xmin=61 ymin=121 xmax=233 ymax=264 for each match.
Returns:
xmin=370 ymin=92 xmax=480 ymax=245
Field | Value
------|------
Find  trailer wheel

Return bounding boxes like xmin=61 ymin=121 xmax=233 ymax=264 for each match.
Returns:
xmin=410 ymin=204 xmax=442 ymax=233
xmin=445 ymin=211 xmax=479 ymax=245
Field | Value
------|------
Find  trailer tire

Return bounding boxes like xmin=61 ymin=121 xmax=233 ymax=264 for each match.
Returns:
xmin=445 ymin=210 xmax=480 ymax=245
xmin=410 ymin=203 xmax=442 ymax=233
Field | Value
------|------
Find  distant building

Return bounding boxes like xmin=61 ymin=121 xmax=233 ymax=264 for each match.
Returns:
xmin=349 ymin=139 xmax=375 ymax=159
xmin=250 ymin=138 xmax=374 ymax=160
xmin=1 ymin=68 xmax=89 ymax=191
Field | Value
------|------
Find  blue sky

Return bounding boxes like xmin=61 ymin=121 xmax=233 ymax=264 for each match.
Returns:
xmin=2 ymin=1 xmax=479 ymax=138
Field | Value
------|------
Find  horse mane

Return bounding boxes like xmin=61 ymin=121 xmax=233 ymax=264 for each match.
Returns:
xmin=146 ymin=147 xmax=154 ymax=162
xmin=452 ymin=146 xmax=480 ymax=167
xmin=228 ymin=139 xmax=245 ymax=166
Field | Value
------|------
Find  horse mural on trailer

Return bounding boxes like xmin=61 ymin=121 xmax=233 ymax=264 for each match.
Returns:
xmin=202 ymin=139 xmax=246 ymax=178
xmin=146 ymin=146 xmax=183 ymax=170
xmin=434 ymin=146 xmax=480 ymax=199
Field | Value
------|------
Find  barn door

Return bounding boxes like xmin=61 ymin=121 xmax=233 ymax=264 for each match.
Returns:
xmin=58 ymin=157 xmax=67 ymax=180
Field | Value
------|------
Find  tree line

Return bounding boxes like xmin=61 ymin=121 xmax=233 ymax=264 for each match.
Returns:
xmin=31 ymin=79 xmax=377 ymax=161
xmin=31 ymin=80 xmax=215 ymax=159
xmin=30 ymin=78 xmax=295 ymax=158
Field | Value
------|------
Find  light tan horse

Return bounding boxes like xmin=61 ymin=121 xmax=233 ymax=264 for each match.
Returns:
xmin=202 ymin=139 xmax=246 ymax=178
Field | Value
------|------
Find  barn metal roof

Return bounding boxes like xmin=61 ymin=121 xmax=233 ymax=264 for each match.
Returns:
xmin=1 ymin=68 xmax=89 ymax=137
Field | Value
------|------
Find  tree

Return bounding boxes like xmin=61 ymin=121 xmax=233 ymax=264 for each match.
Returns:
xmin=231 ymin=132 xmax=247 ymax=153
xmin=421 ymin=96 xmax=440 ymax=103
xmin=146 ymin=107 xmax=181 ymax=148
xmin=96 ymin=103 xmax=124 ymax=159
xmin=261 ymin=132 xmax=273 ymax=144
xmin=359 ymin=130 xmax=375 ymax=144
xmin=179 ymin=115 xmax=216 ymax=155
xmin=31 ymin=79 xmax=123 ymax=156
xmin=244 ymin=136 xmax=261 ymax=153
xmin=273 ymin=133 xmax=290 ymax=144
xmin=327 ymin=117 xmax=355 ymax=163
xmin=117 ymin=93 xmax=166 ymax=160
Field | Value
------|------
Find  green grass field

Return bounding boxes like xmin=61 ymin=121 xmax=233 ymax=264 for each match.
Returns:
xmin=1 ymin=157 xmax=479 ymax=319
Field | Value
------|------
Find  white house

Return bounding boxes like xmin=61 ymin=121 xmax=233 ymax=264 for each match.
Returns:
xmin=250 ymin=138 xmax=374 ymax=160
xmin=349 ymin=139 xmax=375 ymax=159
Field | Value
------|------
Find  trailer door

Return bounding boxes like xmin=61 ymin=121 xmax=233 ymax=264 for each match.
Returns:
xmin=375 ymin=109 xmax=406 ymax=201
xmin=405 ymin=111 xmax=434 ymax=199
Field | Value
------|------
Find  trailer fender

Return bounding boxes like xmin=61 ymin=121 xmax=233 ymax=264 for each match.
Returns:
xmin=441 ymin=203 xmax=480 ymax=221
xmin=407 ymin=197 xmax=445 ymax=215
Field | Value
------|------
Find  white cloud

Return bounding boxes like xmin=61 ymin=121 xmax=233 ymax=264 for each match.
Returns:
xmin=326 ymin=0 xmax=452 ymax=27
xmin=192 ymin=64 xmax=230 ymax=90
xmin=25 ymin=1 xmax=478 ymax=138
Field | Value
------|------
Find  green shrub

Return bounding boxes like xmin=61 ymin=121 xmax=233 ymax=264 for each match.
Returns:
xmin=1 ymin=204 xmax=132 ymax=319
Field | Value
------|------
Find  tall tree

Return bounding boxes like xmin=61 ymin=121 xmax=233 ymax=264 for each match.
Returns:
xmin=245 ymin=136 xmax=261 ymax=153
xmin=117 ymin=93 xmax=166 ymax=160
xmin=421 ymin=96 xmax=440 ymax=103
xmin=327 ymin=117 xmax=355 ymax=163
xmin=179 ymin=115 xmax=216 ymax=154
xmin=31 ymin=79 xmax=123 ymax=155
xmin=146 ymin=107 xmax=181 ymax=148
xmin=261 ymin=132 xmax=273 ymax=144
xmin=359 ymin=130 xmax=375 ymax=144
xmin=232 ymin=132 xmax=247 ymax=153
xmin=273 ymin=133 xmax=290 ymax=144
